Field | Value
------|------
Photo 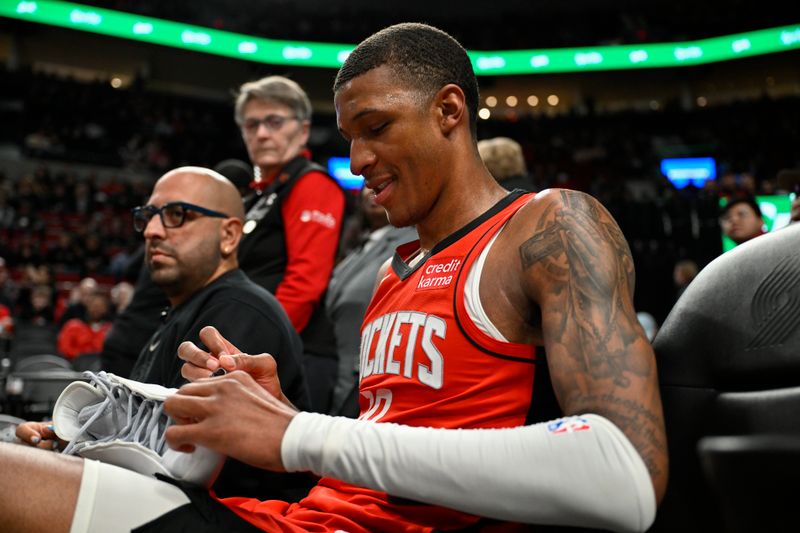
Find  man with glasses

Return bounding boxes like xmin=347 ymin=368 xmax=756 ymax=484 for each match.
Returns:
xmin=131 ymin=166 xmax=313 ymax=501
xmin=234 ymin=76 xmax=345 ymax=414
xmin=17 ymin=166 xmax=313 ymax=500
xmin=124 ymin=167 xmax=307 ymax=407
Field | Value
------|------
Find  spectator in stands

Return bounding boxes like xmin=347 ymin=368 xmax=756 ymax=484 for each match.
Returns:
xmin=17 ymin=284 xmax=54 ymax=327
xmin=72 ymin=181 xmax=94 ymax=215
xmin=108 ymin=241 xmax=138 ymax=280
xmin=673 ymin=259 xmax=699 ymax=302
xmin=326 ymin=186 xmax=417 ymax=416
xmin=0 ymin=302 xmax=12 ymax=342
xmin=776 ymin=168 xmax=800 ymax=224
xmin=10 ymin=233 xmax=43 ymax=269
xmin=0 ymin=257 xmax=17 ymax=311
xmin=738 ymin=172 xmax=757 ymax=195
xmin=717 ymin=171 xmax=741 ymax=200
xmin=15 ymin=264 xmax=56 ymax=328
xmin=0 ymin=256 xmax=14 ymax=342
xmin=56 ymin=291 xmax=112 ymax=360
xmin=0 ymin=189 xmax=15 ymax=229
xmin=109 ymin=280 xmax=134 ymax=315
xmin=81 ymin=234 xmax=107 ymax=276
xmin=234 ymin=75 xmax=346 ymax=413
xmin=214 ymin=158 xmax=254 ymax=201
xmin=477 ymin=136 xmax=535 ymax=191
xmin=58 ymin=277 xmax=98 ymax=326
xmin=719 ymin=196 xmax=765 ymax=246
xmin=45 ymin=232 xmax=83 ymax=273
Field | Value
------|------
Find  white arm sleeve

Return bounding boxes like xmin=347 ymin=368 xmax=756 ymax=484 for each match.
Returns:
xmin=282 ymin=413 xmax=656 ymax=533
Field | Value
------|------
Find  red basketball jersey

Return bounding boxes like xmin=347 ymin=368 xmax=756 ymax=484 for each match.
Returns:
xmin=221 ymin=191 xmax=545 ymax=532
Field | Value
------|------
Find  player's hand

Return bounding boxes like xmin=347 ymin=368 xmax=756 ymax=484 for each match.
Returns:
xmin=15 ymin=421 xmax=66 ymax=451
xmin=164 ymin=370 xmax=297 ymax=471
xmin=790 ymin=197 xmax=800 ymax=223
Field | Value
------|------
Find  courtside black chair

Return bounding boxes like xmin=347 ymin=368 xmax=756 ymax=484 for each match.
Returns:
xmin=13 ymin=353 xmax=72 ymax=373
xmin=10 ymin=368 xmax=86 ymax=420
xmin=8 ymin=323 xmax=58 ymax=362
xmin=6 ymin=355 xmax=81 ymax=420
xmin=650 ymin=222 xmax=800 ymax=532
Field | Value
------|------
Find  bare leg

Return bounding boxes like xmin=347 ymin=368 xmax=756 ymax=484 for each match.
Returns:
xmin=0 ymin=442 xmax=83 ymax=533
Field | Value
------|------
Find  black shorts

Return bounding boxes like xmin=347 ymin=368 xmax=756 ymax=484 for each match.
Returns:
xmin=132 ymin=475 xmax=263 ymax=533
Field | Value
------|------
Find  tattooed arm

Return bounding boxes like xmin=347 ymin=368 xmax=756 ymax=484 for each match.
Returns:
xmin=517 ymin=188 xmax=668 ymax=503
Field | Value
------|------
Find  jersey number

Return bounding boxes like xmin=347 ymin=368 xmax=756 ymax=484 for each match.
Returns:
xmin=359 ymin=388 xmax=393 ymax=422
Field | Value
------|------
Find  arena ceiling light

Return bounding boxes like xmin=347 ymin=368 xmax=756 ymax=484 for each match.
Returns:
xmin=3 ymin=0 xmax=800 ymax=75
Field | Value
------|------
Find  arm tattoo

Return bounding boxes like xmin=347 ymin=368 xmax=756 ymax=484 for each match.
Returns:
xmin=519 ymin=191 xmax=665 ymax=481
xmin=520 ymin=191 xmax=639 ymax=386
xmin=581 ymin=394 xmax=668 ymax=481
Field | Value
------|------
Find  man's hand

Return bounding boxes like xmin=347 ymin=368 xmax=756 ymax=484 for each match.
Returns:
xmin=178 ymin=325 xmax=240 ymax=380
xmin=791 ymin=196 xmax=800 ymax=224
xmin=15 ymin=421 xmax=66 ymax=451
xmin=163 ymin=371 xmax=298 ymax=472
xmin=178 ymin=325 xmax=288 ymax=403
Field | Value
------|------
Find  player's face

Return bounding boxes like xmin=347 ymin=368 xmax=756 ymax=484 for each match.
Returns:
xmin=335 ymin=65 xmax=444 ymax=229
xmin=720 ymin=203 xmax=764 ymax=244
xmin=240 ymin=99 xmax=310 ymax=177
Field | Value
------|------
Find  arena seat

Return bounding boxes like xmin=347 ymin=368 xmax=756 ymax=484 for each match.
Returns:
xmin=13 ymin=353 xmax=72 ymax=373
xmin=8 ymin=323 xmax=58 ymax=362
xmin=4 ymin=354 xmax=79 ymax=420
xmin=649 ymin=222 xmax=800 ymax=532
xmin=8 ymin=368 xmax=85 ymax=420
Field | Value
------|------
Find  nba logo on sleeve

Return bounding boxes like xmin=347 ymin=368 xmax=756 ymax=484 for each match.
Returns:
xmin=547 ymin=416 xmax=591 ymax=435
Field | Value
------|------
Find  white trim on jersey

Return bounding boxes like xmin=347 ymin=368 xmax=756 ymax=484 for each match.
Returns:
xmin=463 ymin=223 xmax=508 ymax=342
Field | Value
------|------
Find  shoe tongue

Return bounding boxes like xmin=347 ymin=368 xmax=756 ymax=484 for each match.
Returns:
xmin=77 ymin=401 xmax=118 ymax=440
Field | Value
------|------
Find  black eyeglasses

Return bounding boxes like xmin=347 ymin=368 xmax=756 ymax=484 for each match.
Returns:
xmin=132 ymin=201 xmax=229 ymax=232
xmin=241 ymin=114 xmax=298 ymax=134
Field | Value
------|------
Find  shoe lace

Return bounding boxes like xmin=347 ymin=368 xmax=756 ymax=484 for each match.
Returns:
xmin=62 ymin=371 xmax=171 ymax=456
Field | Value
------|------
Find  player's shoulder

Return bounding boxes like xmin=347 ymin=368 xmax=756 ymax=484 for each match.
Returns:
xmin=506 ymin=188 xmax=601 ymax=236
xmin=522 ymin=187 xmax=600 ymax=212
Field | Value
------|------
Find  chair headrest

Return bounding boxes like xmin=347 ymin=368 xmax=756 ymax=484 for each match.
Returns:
xmin=654 ymin=223 xmax=800 ymax=390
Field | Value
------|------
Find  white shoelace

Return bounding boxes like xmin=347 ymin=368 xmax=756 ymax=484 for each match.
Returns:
xmin=62 ymin=371 xmax=171 ymax=456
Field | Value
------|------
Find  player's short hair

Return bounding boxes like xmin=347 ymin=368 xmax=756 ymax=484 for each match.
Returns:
xmin=333 ymin=23 xmax=479 ymax=140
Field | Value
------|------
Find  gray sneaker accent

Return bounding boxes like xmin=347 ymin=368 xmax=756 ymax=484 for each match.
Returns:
xmin=63 ymin=371 xmax=171 ymax=456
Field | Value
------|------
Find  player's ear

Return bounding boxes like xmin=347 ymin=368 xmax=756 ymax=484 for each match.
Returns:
xmin=435 ymin=84 xmax=466 ymax=136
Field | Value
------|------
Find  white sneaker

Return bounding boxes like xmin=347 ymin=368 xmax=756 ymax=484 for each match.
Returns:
xmin=52 ymin=371 xmax=224 ymax=488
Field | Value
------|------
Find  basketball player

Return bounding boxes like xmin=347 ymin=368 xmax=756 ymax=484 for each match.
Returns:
xmin=0 ymin=23 xmax=667 ymax=533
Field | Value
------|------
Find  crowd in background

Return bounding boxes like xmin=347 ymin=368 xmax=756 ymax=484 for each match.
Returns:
xmin=0 ymin=68 xmax=799 ymax=362
xmin=1 ymin=66 xmax=245 ymax=171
